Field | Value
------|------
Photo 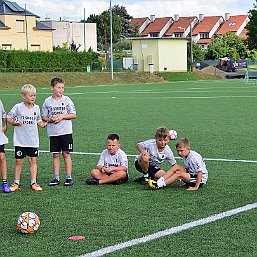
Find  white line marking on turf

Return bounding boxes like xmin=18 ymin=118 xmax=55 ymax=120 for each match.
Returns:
xmin=5 ymin=149 xmax=257 ymax=164
xmin=79 ymin=202 xmax=257 ymax=257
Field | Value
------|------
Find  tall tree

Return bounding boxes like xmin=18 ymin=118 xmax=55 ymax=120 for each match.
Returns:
xmin=112 ymin=4 xmax=132 ymax=38
xmin=86 ymin=11 xmax=121 ymax=53
xmin=246 ymin=1 xmax=257 ymax=50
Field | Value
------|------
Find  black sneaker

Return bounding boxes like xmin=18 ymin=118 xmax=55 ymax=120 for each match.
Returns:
xmin=48 ymin=179 xmax=60 ymax=186
xmin=64 ymin=179 xmax=73 ymax=186
xmin=134 ymin=176 xmax=148 ymax=185
xmin=86 ymin=178 xmax=100 ymax=185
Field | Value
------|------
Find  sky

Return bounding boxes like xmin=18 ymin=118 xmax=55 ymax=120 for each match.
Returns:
xmin=14 ymin=0 xmax=255 ymax=21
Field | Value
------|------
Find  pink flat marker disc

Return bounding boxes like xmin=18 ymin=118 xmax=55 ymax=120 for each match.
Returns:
xmin=68 ymin=235 xmax=85 ymax=240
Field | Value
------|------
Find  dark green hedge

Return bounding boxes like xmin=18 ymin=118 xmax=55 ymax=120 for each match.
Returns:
xmin=0 ymin=50 xmax=100 ymax=71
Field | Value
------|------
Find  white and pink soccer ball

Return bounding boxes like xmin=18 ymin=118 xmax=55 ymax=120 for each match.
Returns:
xmin=169 ymin=129 xmax=177 ymax=140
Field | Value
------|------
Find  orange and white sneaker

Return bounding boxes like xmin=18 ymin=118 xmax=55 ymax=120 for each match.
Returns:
xmin=10 ymin=183 xmax=20 ymax=192
xmin=31 ymin=183 xmax=42 ymax=191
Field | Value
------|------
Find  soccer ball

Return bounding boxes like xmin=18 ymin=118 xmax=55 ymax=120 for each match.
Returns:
xmin=169 ymin=129 xmax=177 ymax=140
xmin=17 ymin=212 xmax=40 ymax=234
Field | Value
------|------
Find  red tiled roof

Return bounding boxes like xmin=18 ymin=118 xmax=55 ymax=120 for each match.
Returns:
xmin=192 ymin=16 xmax=223 ymax=35
xmin=239 ymin=28 xmax=248 ymax=39
xmin=131 ymin=17 xmax=149 ymax=28
xmin=197 ymin=38 xmax=212 ymax=44
xmin=141 ymin=17 xmax=172 ymax=35
xmin=165 ymin=17 xmax=195 ymax=36
xmin=216 ymin=15 xmax=248 ymax=34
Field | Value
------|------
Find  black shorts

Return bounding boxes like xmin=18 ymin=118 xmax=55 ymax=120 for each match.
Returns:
xmin=0 ymin=144 xmax=5 ymax=153
xmin=185 ymin=173 xmax=205 ymax=188
xmin=135 ymin=160 xmax=160 ymax=178
xmin=15 ymin=146 xmax=39 ymax=159
xmin=50 ymin=134 xmax=73 ymax=153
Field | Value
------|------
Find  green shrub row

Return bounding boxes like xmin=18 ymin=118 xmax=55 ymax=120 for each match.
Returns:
xmin=0 ymin=50 xmax=100 ymax=71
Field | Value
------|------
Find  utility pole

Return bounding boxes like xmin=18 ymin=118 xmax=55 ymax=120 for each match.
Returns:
xmin=83 ymin=8 xmax=86 ymax=51
xmin=110 ymin=0 xmax=114 ymax=80
xmin=190 ymin=16 xmax=193 ymax=72
xmin=25 ymin=4 xmax=28 ymax=51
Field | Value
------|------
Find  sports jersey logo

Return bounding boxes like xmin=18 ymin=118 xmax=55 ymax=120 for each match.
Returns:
xmin=16 ymin=150 xmax=22 ymax=156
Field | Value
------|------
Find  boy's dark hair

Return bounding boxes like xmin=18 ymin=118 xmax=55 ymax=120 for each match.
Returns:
xmin=51 ymin=77 xmax=65 ymax=86
xmin=155 ymin=127 xmax=170 ymax=139
xmin=176 ymin=138 xmax=190 ymax=148
xmin=107 ymin=134 xmax=119 ymax=141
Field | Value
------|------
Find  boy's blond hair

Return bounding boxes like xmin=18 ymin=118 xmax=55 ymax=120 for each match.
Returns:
xmin=155 ymin=127 xmax=170 ymax=139
xmin=21 ymin=84 xmax=36 ymax=94
xmin=176 ymin=138 xmax=190 ymax=148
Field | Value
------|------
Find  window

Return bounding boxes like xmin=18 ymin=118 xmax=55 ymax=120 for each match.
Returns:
xmin=16 ymin=20 xmax=24 ymax=33
xmin=150 ymin=33 xmax=159 ymax=37
xmin=31 ymin=45 xmax=40 ymax=51
xmin=2 ymin=44 xmax=12 ymax=50
xmin=174 ymin=33 xmax=183 ymax=38
xmin=228 ymin=22 xmax=236 ymax=26
xmin=200 ymin=33 xmax=209 ymax=39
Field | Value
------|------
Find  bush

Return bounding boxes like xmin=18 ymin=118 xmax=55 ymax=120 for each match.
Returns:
xmin=0 ymin=50 xmax=100 ymax=71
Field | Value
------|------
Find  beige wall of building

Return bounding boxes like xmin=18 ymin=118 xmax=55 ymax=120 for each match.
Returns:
xmin=132 ymin=38 xmax=187 ymax=72
xmin=0 ymin=15 xmax=53 ymax=51
xmin=42 ymin=21 xmax=97 ymax=52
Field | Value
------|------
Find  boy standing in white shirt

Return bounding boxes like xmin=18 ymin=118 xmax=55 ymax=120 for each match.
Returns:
xmin=7 ymin=84 xmax=47 ymax=191
xmin=42 ymin=78 xmax=76 ymax=187
xmin=0 ymin=100 xmax=11 ymax=193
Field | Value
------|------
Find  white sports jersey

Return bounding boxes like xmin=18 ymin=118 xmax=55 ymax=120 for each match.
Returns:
xmin=98 ymin=148 xmax=128 ymax=174
xmin=182 ymin=150 xmax=208 ymax=183
xmin=135 ymin=139 xmax=176 ymax=168
xmin=42 ymin=95 xmax=76 ymax=137
xmin=7 ymin=102 xmax=42 ymax=147
xmin=0 ymin=100 xmax=8 ymax=145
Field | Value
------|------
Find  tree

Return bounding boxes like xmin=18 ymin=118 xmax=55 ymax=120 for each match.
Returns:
xmin=246 ymin=1 xmax=257 ymax=50
xmin=192 ymin=42 xmax=206 ymax=61
xmin=112 ymin=5 xmax=133 ymax=38
xmin=206 ymin=32 xmax=248 ymax=60
xmin=86 ymin=11 xmax=121 ymax=54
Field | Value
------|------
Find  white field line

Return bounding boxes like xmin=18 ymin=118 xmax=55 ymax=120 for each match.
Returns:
xmin=79 ymin=202 xmax=257 ymax=257
xmin=5 ymin=149 xmax=257 ymax=164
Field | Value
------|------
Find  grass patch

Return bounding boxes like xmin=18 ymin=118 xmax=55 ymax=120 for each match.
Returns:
xmin=158 ymin=71 xmax=221 ymax=81
xmin=0 ymin=70 xmax=224 ymax=90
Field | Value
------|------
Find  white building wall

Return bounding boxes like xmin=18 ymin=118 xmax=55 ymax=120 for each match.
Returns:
xmin=42 ymin=21 xmax=97 ymax=52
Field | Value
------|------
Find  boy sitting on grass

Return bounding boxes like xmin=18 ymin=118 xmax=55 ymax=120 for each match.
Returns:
xmin=146 ymin=138 xmax=208 ymax=190
xmin=86 ymin=134 xmax=128 ymax=185
xmin=134 ymin=127 xmax=178 ymax=184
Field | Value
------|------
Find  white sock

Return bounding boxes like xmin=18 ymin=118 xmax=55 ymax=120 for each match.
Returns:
xmin=157 ymin=177 xmax=166 ymax=188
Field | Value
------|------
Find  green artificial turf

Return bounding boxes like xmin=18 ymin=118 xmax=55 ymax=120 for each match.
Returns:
xmin=1 ymin=79 xmax=257 ymax=257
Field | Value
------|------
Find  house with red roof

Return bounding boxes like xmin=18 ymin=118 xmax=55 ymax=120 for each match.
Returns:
xmin=192 ymin=14 xmax=224 ymax=49
xmin=216 ymin=14 xmax=249 ymax=38
xmin=140 ymin=15 xmax=173 ymax=37
xmin=131 ymin=13 xmax=249 ymax=49
xmin=165 ymin=15 xmax=198 ymax=38
xmin=130 ymin=17 xmax=150 ymax=34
